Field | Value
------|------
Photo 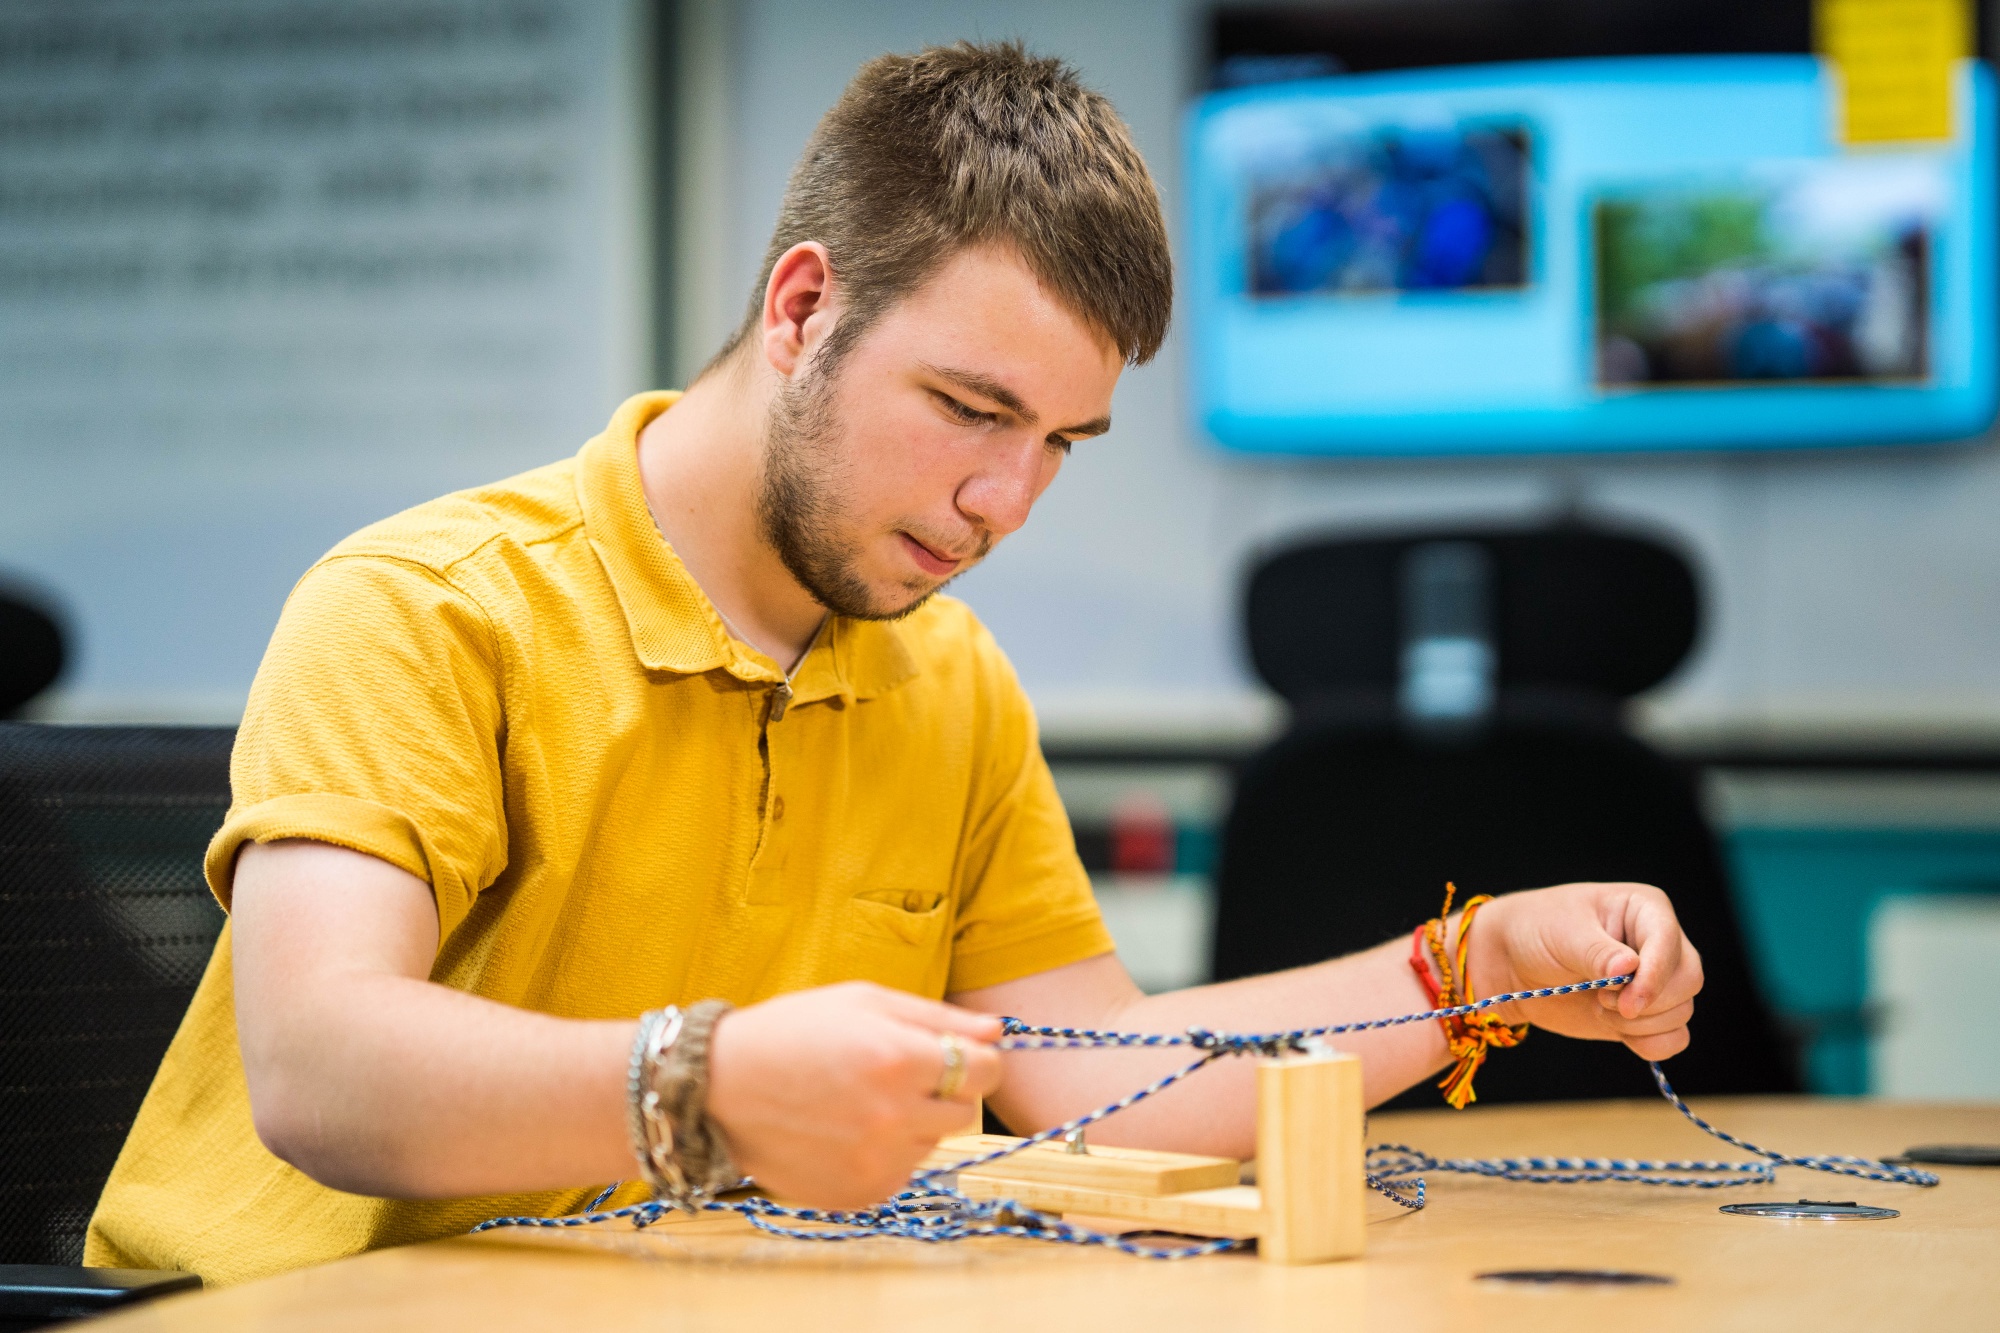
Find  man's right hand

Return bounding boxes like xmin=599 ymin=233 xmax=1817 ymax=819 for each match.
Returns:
xmin=705 ymin=982 xmax=1002 ymax=1209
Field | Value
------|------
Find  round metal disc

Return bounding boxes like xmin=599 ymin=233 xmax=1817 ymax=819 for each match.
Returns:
xmin=1476 ymin=1269 xmax=1674 ymax=1287
xmin=1899 ymin=1144 xmax=2000 ymax=1167
xmin=1719 ymin=1199 xmax=1899 ymax=1220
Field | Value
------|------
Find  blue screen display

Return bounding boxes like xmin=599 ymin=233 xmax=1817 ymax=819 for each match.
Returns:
xmin=1186 ymin=57 xmax=1997 ymax=456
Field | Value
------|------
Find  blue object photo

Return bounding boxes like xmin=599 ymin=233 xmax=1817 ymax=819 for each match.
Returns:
xmin=1247 ymin=121 xmax=1531 ymax=296
xmin=1186 ymin=57 xmax=1998 ymax=456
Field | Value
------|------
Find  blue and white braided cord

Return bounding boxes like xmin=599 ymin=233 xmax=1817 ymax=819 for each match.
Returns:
xmin=472 ymin=973 xmax=1936 ymax=1256
xmin=995 ymin=974 xmax=1629 ymax=1051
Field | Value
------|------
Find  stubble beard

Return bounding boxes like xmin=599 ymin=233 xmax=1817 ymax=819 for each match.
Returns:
xmin=756 ymin=359 xmax=949 ymax=622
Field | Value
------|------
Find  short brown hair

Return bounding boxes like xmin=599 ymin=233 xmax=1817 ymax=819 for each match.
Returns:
xmin=713 ymin=40 xmax=1171 ymax=373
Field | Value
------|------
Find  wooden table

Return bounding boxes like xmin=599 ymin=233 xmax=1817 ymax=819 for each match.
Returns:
xmin=95 ymin=1097 xmax=2000 ymax=1332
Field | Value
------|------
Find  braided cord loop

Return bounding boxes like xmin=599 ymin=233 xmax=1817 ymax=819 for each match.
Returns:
xmin=473 ymin=973 xmax=1936 ymax=1254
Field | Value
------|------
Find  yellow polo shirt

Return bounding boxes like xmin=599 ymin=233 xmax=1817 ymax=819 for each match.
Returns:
xmin=85 ymin=391 xmax=1113 ymax=1285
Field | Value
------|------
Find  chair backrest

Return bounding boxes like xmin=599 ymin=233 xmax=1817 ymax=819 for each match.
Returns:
xmin=0 ymin=725 xmax=232 ymax=1264
xmin=0 ymin=592 xmax=65 ymax=719
xmin=1216 ymin=524 xmax=1798 ymax=1102
xmin=1212 ymin=719 xmax=1799 ymax=1102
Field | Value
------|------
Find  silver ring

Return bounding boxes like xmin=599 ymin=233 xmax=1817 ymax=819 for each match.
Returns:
xmin=933 ymin=1032 xmax=968 ymax=1100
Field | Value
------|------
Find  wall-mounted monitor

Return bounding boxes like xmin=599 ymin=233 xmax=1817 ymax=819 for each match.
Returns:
xmin=1186 ymin=57 xmax=1996 ymax=455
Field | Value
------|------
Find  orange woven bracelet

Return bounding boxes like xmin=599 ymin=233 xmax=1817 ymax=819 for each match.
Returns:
xmin=1414 ymin=883 xmax=1529 ymax=1109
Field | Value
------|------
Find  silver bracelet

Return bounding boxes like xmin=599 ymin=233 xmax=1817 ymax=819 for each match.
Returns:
xmin=627 ymin=1000 xmax=737 ymax=1212
xmin=626 ymin=1007 xmax=683 ymax=1194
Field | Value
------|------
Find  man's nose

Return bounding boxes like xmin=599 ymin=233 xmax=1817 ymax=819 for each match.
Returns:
xmin=955 ymin=436 xmax=1050 ymax=539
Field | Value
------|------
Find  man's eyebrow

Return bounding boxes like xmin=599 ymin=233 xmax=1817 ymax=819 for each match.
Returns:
xmin=923 ymin=363 xmax=1036 ymax=424
xmin=921 ymin=362 xmax=1111 ymax=437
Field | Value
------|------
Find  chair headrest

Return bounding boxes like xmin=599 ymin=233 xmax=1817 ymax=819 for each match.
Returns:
xmin=1245 ymin=523 xmax=1700 ymax=704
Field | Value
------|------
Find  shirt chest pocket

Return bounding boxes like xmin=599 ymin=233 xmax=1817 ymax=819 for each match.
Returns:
xmin=840 ymin=888 xmax=952 ymax=997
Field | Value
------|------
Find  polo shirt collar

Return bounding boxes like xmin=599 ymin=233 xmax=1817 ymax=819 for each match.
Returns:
xmin=576 ymin=392 xmax=918 ymax=704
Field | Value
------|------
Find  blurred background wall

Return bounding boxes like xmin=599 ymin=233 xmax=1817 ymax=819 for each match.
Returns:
xmin=0 ymin=0 xmax=649 ymax=721
xmin=8 ymin=0 xmax=1998 ymax=748
xmin=4 ymin=0 xmax=1998 ymax=1097
xmin=688 ymin=0 xmax=2000 ymax=756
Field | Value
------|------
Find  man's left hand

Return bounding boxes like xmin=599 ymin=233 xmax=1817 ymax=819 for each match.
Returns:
xmin=1465 ymin=882 xmax=1704 ymax=1062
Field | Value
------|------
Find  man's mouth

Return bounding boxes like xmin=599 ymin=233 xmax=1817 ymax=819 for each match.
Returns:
xmin=899 ymin=532 xmax=964 ymax=578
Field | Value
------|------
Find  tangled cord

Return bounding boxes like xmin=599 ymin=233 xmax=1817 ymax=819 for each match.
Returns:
xmin=472 ymin=976 xmax=1937 ymax=1258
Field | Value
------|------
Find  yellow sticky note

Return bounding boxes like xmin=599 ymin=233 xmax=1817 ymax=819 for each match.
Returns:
xmin=1816 ymin=0 xmax=1973 ymax=144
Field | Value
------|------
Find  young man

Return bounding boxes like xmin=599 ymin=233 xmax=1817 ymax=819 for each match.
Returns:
xmin=88 ymin=43 xmax=1702 ymax=1285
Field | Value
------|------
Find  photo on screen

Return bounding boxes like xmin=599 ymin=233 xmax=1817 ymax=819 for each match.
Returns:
xmin=1595 ymin=157 xmax=1947 ymax=388
xmin=1246 ymin=120 xmax=1532 ymax=297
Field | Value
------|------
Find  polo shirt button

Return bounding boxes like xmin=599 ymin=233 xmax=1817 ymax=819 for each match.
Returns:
xmin=772 ymin=795 xmax=786 ymax=820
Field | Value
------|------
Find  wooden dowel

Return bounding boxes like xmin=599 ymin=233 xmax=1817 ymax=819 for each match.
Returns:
xmin=1256 ymin=1045 xmax=1364 ymax=1264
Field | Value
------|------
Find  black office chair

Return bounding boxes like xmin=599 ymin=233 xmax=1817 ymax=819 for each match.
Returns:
xmin=0 ymin=592 xmax=65 ymax=719
xmin=1211 ymin=523 xmax=1798 ymax=1105
xmin=0 ymin=725 xmax=231 ymax=1290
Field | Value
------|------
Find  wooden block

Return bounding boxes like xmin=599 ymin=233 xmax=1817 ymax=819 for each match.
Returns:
xmin=1255 ymin=1046 xmax=1364 ymax=1265
xmin=922 ymin=1133 xmax=1008 ymax=1173
xmin=922 ymin=1060 xmax=1360 ymax=1265
xmin=951 ymin=1136 xmax=1239 ymax=1196
xmin=954 ymin=1177 xmax=1266 ymax=1240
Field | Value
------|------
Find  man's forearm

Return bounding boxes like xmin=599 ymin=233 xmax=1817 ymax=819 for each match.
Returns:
xmin=232 ymin=840 xmax=637 ymax=1199
xmin=965 ymin=936 xmax=1452 ymax=1160
xmin=233 ymin=841 xmax=1010 ymax=1211
xmin=970 ymin=881 xmax=1704 ymax=1161
xmin=246 ymin=969 xmax=636 ymax=1198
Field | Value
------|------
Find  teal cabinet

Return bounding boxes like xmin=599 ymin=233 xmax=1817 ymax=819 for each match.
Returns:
xmin=1725 ymin=829 xmax=2000 ymax=1092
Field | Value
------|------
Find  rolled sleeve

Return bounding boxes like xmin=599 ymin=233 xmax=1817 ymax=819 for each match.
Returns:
xmin=206 ymin=554 xmax=508 ymax=942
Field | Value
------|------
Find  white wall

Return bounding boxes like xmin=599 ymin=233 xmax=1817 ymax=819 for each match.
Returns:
xmin=692 ymin=0 xmax=2000 ymax=747
xmin=10 ymin=0 xmax=2000 ymax=742
xmin=2 ymin=0 xmax=650 ymax=720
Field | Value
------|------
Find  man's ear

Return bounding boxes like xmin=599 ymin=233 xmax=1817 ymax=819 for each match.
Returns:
xmin=760 ymin=242 xmax=838 ymax=377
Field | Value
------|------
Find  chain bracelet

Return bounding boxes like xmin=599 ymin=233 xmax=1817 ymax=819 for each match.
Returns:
xmin=629 ymin=999 xmax=737 ymax=1213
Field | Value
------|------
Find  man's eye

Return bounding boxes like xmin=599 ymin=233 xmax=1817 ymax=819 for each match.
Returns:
xmin=1046 ymin=436 xmax=1074 ymax=456
xmin=937 ymin=393 xmax=991 ymax=425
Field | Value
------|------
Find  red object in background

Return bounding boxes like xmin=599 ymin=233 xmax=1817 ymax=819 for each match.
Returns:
xmin=1109 ymin=793 xmax=1177 ymax=875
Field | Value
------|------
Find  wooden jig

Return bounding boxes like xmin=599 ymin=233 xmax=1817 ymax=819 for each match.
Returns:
xmin=933 ymin=1046 xmax=1364 ymax=1264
